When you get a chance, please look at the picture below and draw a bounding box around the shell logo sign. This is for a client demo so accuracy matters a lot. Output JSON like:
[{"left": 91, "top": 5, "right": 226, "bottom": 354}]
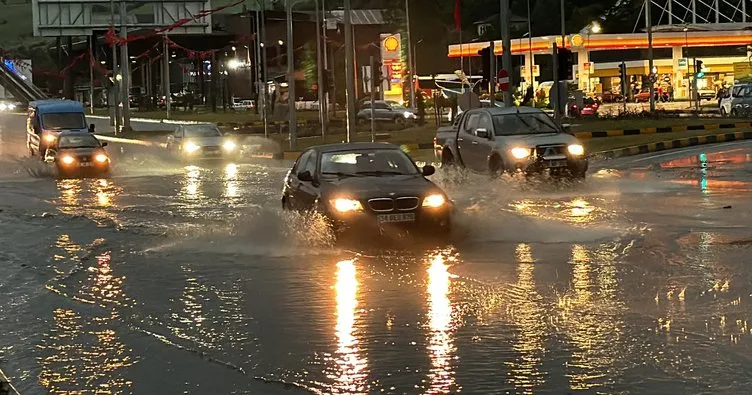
[{"left": 381, "top": 33, "right": 401, "bottom": 61}]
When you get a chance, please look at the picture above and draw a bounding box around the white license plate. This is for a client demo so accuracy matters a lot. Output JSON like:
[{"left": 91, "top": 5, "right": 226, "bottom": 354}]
[
  {"left": 79, "top": 162, "right": 91, "bottom": 167},
  {"left": 547, "top": 160, "right": 568, "bottom": 168},
  {"left": 377, "top": 213, "right": 416, "bottom": 223}
]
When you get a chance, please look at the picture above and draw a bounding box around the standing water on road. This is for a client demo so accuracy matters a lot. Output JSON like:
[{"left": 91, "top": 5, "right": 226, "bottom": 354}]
[{"left": 2, "top": 113, "right": 752, "bottom": 393}]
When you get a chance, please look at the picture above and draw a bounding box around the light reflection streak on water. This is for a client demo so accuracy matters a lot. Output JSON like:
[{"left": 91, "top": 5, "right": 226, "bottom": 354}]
[
  {"left": 560, "top": 244, "right": 623, "bottom": 391},
  {"left": 180, "top": 165, "right": 203, "bottom": 201},
  {"left": 569, "top": 198, "right": 595, "bottom": 222},
  {"left": 507, "top": 243, "right": 546, "bottom": 394},
  {"left": 425, "top": 254, "right": 458, "bottom": 394},
  {"left": 37, "top": 307, "right": 135, "bottom": 393},
  {"left": 223, "top": 163, "right": 240, "bottom": 198},
  {"left": 169, "top": 266, "right": 217, "bottom": 349},
  {"left": 55, "top": 178, "right": 121, "bottom": 226},
  {"left": 329, "top": 259, "right": 369, "bottom": 394}
]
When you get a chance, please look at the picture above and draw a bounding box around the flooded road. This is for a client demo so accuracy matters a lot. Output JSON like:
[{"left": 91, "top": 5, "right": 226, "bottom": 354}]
[{"left": 2, "top": 113, "right": 752, "bottom": 394}]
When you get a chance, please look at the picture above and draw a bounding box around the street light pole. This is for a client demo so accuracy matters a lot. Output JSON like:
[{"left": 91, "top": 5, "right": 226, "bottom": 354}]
[
  {"left": 646, "top": 0, "right": 655, "bottom": 112},
  {"left": 109, "top": 0, "right": 119, "bottom": 132},
  {"left": 314, "top": 0, "right": 326, "bottom": 139},
  {"left": 405, "top": 0, "right": 415, "bottom": 108},
  {"left": 500, "top": 0, "right": 513, "bottom": 106},
  {"left": 120, "top": 0, "right": 131, "bottom": 133},
  {"left": 286, "top": 0, "right": 297, "bottom": 150},
  {"left": 344, "top": 0, "right": 356, "bottom": 142}
]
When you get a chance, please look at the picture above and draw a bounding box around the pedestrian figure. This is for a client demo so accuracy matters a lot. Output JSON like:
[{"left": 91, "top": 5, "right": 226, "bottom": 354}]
[{"left": 416, "top": 93, "right": 426, "bottom": 125}]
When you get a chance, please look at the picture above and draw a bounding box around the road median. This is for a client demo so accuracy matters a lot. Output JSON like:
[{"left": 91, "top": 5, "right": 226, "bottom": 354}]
[{"left": 574, "top": 121, "right": 752, "bottom": 139}]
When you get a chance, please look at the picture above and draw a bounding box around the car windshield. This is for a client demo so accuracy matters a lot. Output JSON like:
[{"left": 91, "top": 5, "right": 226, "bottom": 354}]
[
  {"left": 42, "top": 112, "right": 86, "bottom": 130},
  {"left": 492, "top": 113, "right": 560, "bottom": 135},
  {"left": 184, "top": 125, "right": 221, "bottom": 137},
  {"left": 320, "top": 149, "right": 419, "bottom": 177},
  {"left": 58, "top": 134, "right": 100, "bottom": 148}
]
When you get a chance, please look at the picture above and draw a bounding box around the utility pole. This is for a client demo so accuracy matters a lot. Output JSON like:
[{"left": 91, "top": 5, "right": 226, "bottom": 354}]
[
  {"left": 646, "top": 0, "right": 655, "bottom": 112},
  {"left": 120, "top": 0, "right": 131, "bottom": 133},
  {"left": 163, "top": 35, "right": 171, "bottom": 119},
  {"left": 109, "top": 0, "right": 119, "bottom": 131},
  {"left": 260, "top": 1, "right": 268, "bottom": 138},
  {"left": 370, "top": 55, "right": 376, "bottom": 142},
  {"left": 489, "top": 41, "right": 496, "bottom": 106},
  {"left": 500, "top": 0, "right": 512, "bottom": 106},
  {"left": 552, "top": 43, "right": 560, "bottom": 125},
  {"left": 314, "top": 0, "right": 326, "bottom": 139},
  {"left": 344, "top": 0, "right": 356, "bottom": 142},
  {"left": 405, "top": 0, "right": 415, "bottom": 109},
  {"left": 321, "top": 0, "right": 330, "bottom": 123},
  {"left": 286, "top": 0, "right": 297, "bottom": 150},
  {"left": 88, "top": 36, "right": 94, "bottom": 114},
  {"left": 559, "top": 0, "right": 566, "bottom": 117}
]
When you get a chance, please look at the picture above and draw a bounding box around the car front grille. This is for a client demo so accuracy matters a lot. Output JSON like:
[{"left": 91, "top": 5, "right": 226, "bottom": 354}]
[
  {"left": 395, "top": 197, "right": 419, "bottom": 211},
  {"left": 202, "top": 146, "right": 221, "bottom": 152},
  {"left": 78, "top": 155, "right": 91, "bottom": 162},
  {"left": 368, "top": 198, "right": 394, "bottom": 212},
  {"left": 368, "top": 197, "right": 419, "bottom": 212},
  {"left": 535, "top": 145, "right": 566, "bottom": 157}
]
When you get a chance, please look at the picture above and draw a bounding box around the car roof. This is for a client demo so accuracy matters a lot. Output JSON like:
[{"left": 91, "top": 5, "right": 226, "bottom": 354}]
[
  {"left": 308, "top": 142, "right": 402, "bottom": 154},
  {"left": 469, "top": 106, "right": 545, "bottom": 116},
  {"left": 29, "top": 99, "right": 85, "bottom": 112}
]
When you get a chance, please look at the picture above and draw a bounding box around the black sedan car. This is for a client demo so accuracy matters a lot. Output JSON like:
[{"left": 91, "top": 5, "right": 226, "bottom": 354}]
[
  {"left": 282, "top": 143, "right": 453, "bottom": 236},
  {"left": 44, "top": 131, "right": 111, "bottom": 177}
]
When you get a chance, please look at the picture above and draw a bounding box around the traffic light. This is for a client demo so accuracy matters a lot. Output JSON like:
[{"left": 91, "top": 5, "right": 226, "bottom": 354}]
[
  {"left": 478, "top": 46, "right": 491, "bottom": 85},
  {"left": 618, "top": 62, "right": 627, "bottom": 96},
  {"left": 695, "top": 59, "right": 705, "bottom": 78},
  {"left": 557, "top": 48, "right": 574, "bottom": 81},
  {"left": 373, "top": 60, "right": 384, "bottom": 85}
]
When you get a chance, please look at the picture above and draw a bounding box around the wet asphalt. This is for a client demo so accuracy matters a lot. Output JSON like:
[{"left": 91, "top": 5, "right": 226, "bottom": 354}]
[{"left": 1, "top": 113, "right": 752, "bottom": 394}]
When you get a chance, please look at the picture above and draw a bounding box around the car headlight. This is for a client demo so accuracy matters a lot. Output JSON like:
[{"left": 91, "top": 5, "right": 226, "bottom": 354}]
[
  {"left": 331, "top": 198, "right": 363, "bottom": 213},
  {"left": 183, "top": 142, "right": 200, "bottom": 153},
  {"left": 0, "top": 104, "right": 6, "bottom": 111},
  {"left": 43, "top": 134, "right": 57, "bottom": 143},
  {"left": 568, "top": 144, "right": 585, "bottom": 156},
  {"left": 223, "top": 141, "right": 237, "bottom": 151},
  {"left": 61, "top": 155, "right": 75, "bottom": 165},
  {"left": 95, "top": 153, "right": 109, "bottom": 163},
  {"left": 511, "top": 147, "right": 531, "bottom": 159},
  {"left": 403, "top": 111, "right": 413, "bottom": 118},
  {"left": 7, "top": 104, "right": 14, "bottom": 110},
  {"left": 422, "top": 194, "right": 446, "bottom": 208}
]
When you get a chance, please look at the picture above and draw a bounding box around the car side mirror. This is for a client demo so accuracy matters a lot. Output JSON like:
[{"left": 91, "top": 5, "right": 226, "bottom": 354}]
[
  {"left": 297, "top": 170, "right": 314, "bottom": 182},
  {"left": 422, "top": 165, "right": 436, "bottom": 176},
  {"left": 563, "top": 125, "right": 573, "bottom": 135},
  {"left": 475, "top": 128, "right": 490, "bottom": 139},
  {"left": 102, "top": 142, "right": 108, "bottom": 147},
  {"left": 88, "top": 123, "right": 95, "bottom": 133}
]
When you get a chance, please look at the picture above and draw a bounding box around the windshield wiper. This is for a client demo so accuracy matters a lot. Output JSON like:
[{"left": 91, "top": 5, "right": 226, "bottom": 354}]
[
  {"left": 322, "top": 171, "right": 362, "bottom": 178},
  {"left": 355, "top": 170, "right": 409, "bottom": 176}
]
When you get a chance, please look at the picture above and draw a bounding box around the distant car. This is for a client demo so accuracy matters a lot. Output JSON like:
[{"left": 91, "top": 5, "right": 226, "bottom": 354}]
[
  {"left": 165, "top": 124, "right": 239, "bottom": 161},
  {"left": 598, "top": 91, "right": 622, "bottom": 103},
  {"left": 569, "top": 97, "right": 599, "bottom": 117},
  {"left": 44, "top": 132, "right": 110, "bottom": 177},
  {"left": 697, "top": 88, "right": 716, "bottom": 101},
  {"left": 281, "top": 142, "right": 453, "bottom": 237},
  {"left": 357, "top": 100, "right": 417, "bottom": 127},
  {"left": 634, "top": 90, "right": 651, "bottom": 102}
]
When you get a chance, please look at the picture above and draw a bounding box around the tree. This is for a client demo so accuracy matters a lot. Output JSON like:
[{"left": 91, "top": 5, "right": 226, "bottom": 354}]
[{"left": 300, "top": 41, "right": 318, "bottom": 91}]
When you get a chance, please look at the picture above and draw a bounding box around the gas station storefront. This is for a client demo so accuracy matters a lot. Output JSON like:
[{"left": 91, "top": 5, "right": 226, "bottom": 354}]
[{"left": 447, "top": 29, "right": 752, "bottom": 100}]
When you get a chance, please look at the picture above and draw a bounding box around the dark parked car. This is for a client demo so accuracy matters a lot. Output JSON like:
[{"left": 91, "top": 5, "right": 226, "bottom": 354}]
[
  {"left": 282, "top": 142, "right": 453, "bottom": 237},
  {"left": 44, "top": 131, "right": 111, "bottom": 177}
]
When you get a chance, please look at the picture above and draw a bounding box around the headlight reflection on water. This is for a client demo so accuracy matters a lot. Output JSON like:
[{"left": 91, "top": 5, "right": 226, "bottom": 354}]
[
  {"left": 426, "top": 253, "right": 458, "bottom": 394},
  {"left": 181, "top": 165, "right": 203, "bottom": 201},
  {"left": 330, "top": 259, "right": 369, "bottom": 394},
  {"left": 223, "top": 163, "right": 239, "bottom": 198}
]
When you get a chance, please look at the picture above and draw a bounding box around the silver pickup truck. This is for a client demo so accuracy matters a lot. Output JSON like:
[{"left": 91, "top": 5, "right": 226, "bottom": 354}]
[{"left": 434, "top": 106, "right": 588, "bottom": 179}]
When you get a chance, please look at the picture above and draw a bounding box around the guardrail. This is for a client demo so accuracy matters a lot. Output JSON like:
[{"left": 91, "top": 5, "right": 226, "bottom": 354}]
[{"left": 574, "top": 121, "right": 752, "bottom": 139}]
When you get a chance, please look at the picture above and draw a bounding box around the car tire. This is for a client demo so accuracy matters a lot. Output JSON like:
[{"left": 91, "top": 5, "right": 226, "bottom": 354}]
[
  {"left": 488, "top": 155, "right": 504, "bottom": 178},
  {"left": 357, "top": 117, "right": 367, "bottom": 125},
  {"left": 731, "top": 108, "right": 738, "bottom": 117},
  {"left": 720, "top": 107, "right": 727, "bottom": 116},
  {"left": 441, "top": 149, "right": 455, "bottom": 167},
  {"left": 394, "top": 116, "right": 406, "bottom": 128}
]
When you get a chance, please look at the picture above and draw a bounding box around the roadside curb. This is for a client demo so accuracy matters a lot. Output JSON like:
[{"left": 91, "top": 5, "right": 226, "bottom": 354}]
[
  {"left": 592, "top": 131, "right": 752, "bottom": 159},
  {"left": 575, "top": 121, "right": 752, "bottom": 139}
]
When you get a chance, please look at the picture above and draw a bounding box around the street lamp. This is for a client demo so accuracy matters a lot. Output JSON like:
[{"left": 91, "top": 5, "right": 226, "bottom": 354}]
[
  {"left": 227, "top": 59, "right": 243, "bottom": 70},
  {"left": 590, "top": 21, "right": 601, "bottom": 33}
]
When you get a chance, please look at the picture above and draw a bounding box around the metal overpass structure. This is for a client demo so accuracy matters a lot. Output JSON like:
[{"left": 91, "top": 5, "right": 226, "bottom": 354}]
[{"left": 0, "top": 60, "right": 48, "bottom": 104}]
